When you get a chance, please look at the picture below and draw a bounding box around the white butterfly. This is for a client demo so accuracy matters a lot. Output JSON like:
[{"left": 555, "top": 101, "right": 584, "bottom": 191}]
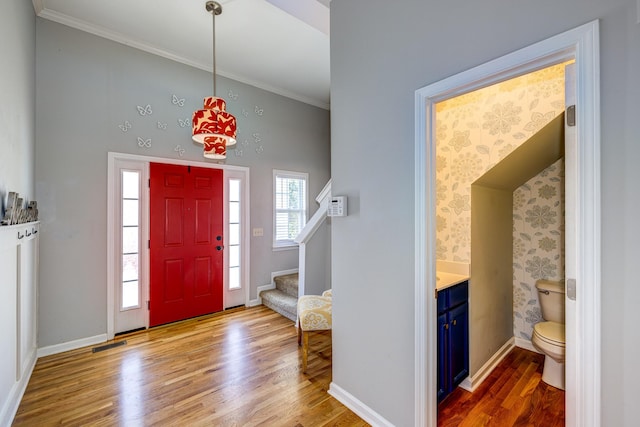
[
  {"left": 118, "top": 121, "right": 132, "bottom": 132},
  {"left": 228, "top": 89, "right": 238, "bottom": 100},
  {"left": 174, "top": 145, "right": 185, "bottom": 157},
  {"left": 234, "top": 149, "right": 243, "bottom": 157},
  {"left": 172, "top": 94, "right": 185, "bottom": 107},
  {"left": 242, "top": 139, "right": 250, "bottom": 147},
  {"left": 137, "top": 104, "right": 153, "bottom": 116},
  {"left": 255, "top": 145, "right": 264, "bottom": 154},
  {"left": 252, "top": 133, "right": 261, "bottom": 143},
  {"left": 241, "top": 109, "right": 249, "bottom": 118},
  {"left": 137, "top": 137, "right": 152, "bottom": 148},
  {"left": 178, "top": 118, "right": 190, "bottom": 128},
  {"left": 157, "top": 121, "right": 167, "bottom": 130},
  {"left": 254, "top": 106, "right": 264, "bottom": 116}
]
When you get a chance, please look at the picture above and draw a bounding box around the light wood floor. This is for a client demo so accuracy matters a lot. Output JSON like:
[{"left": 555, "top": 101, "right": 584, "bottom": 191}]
[
  {"left": 14, "top": 306, "right": 564, "bottom": 426},
  {"left": 438, "top": 347, "right": 565, "bottom": 426},
  {"left": 13, "top": 306, "right": 367, "bottom": 426}
]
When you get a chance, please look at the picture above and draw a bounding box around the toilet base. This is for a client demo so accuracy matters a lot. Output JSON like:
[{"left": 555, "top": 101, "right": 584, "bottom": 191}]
[{"left": 541, "top": 355, "right": 565, "bottom": 390}]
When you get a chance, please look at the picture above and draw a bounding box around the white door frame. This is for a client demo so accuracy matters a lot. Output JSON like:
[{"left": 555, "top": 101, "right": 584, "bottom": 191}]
[
  {"left": 107, "top": 152, "right": 251, "bottom": 339},
  {"left": 414, "top": 21, "right": 600, "bottom": 427}
]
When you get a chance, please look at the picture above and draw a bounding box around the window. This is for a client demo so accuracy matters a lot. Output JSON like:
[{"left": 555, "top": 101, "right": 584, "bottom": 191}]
[
  {"left": 228, "top": 179, "right": 241, "bottom": 290},
  {"left": 273, "top": 170, "right": 308, "bottom": 248},
  {"left": 121, "top": 170, "right": 140, "bottom": 309}
]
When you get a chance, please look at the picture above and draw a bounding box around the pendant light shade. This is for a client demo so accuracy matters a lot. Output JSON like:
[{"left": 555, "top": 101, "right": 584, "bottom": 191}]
[{"left": 192, "top": 1, "right": 237, "bottom": 160}]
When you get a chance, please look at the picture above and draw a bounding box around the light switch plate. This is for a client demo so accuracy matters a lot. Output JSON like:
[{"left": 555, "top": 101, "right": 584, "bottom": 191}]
[{"left": 252, "top": 227, "right": 263, "bottom": 237}]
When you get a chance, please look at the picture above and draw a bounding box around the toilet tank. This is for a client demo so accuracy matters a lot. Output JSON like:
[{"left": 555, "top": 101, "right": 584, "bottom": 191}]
[{"left": 535, "top": 279, "right": 565, "bottom": 323}]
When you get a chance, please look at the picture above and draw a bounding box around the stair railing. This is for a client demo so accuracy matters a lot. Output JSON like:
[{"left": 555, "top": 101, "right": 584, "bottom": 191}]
[{"left": 294, "top": 179, "right": 331, "bottom": 296}]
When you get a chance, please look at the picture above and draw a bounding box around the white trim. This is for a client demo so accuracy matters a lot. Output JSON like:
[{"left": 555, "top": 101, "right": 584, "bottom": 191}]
[
  {"left": 272, "top": 169, "right": 309, "bottom": 249},
  {"left": 0, "top": 347, "right": 36, "bottom": 427},
  {"left": 37, "top": 334, "right": 108, "bottom": 358},
  {"left": 270, "top": 268, "right": 299, "bottom": 283},
  {"left": 328, "top": 383, "right": 394, "bottom": 427},
  {"left": 459, "top": 338, "right": 515, "bottom": 392},
  {"left": 315, "top": 179, "right": 332, "bottom": 204},
  {"left": 254, "top": 283, "right": 276, "bottom": 305},
  {"left": 414, "top": 20, "right": 600, "bottom": 427},
  {"left": 515, "top": 337, "right": 542, "bottom": 354}
]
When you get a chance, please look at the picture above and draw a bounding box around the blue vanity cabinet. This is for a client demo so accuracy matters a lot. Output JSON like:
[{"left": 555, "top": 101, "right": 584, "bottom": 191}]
[{"left": 437, "top": 280, "right": 469, "bottom": 402}]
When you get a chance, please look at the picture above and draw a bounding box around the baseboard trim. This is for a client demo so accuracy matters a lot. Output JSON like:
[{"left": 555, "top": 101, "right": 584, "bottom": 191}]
[
  {"left": 328, "top": 382, "right": 394, "bottom": 427},
  {"left": 254, "top": 283, "right": 276, "bottom": 306},
  {"left": 37, "top": 334, "right": 108, "bottom": 358},
  {"left": 0, "top": 347, "right": 37, "bottom": 427},
  {"left": 515, "top": 337, "right": 542, "bottom": 354},
  {"left": 459, "top": 337, "right": 515, "bottom": 392}
]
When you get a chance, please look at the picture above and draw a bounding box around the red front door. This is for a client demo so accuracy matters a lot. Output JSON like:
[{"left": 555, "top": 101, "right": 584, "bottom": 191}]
[{"left": 149, "top": 163, "right": 223, "bottom": 327}]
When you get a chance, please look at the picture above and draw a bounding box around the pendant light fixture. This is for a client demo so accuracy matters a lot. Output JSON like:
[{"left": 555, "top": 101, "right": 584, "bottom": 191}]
[{"left": 192, "top": 0, "right": 237, "bottom": 160}]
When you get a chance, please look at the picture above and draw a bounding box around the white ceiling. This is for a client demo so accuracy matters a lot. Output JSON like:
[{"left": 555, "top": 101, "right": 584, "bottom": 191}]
[{"left": 32, "top": 0, "right": 331, "bottom": 109}]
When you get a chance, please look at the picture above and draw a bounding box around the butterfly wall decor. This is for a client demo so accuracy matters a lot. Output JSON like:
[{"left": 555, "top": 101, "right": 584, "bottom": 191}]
[
  {"left": 137, "top": 104, "right": 153, "bottom": 116},
  {"left": 137, "top": 137, "right": 152, "bottom": 148},
  {"left": 172, "top": 94, "right": 185, "bottom": 107}
]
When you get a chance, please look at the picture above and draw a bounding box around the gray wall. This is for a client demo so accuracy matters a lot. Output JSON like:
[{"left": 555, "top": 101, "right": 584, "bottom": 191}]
[
  {"left": 330, "top": 0, "right": 639, "bottom": 425},
  {"left": 35, "top": 19, "right": 330, "bottom": 347},
  {"left": 0, "top": 0, "right": 35, "bottom": 206}
]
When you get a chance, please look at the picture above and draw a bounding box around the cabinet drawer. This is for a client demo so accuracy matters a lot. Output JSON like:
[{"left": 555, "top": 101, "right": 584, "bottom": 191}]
[
  {"left": 437, "top": 280, "right": 468, "bottom": 313},
  {"left": 448, "top": 281, "right": 468, "bottom": 308}
]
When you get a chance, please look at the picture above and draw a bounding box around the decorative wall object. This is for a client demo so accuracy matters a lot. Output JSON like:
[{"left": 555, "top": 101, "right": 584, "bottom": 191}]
[
  {"left": 1, "top": 192, "right": 38, "bottom": 225},
  {"left": 137, "top": 104, "right": 153, "bottom": 116},
  {"left": 137, "top": 137, "right": 152, "bottom": 148},
  {"left": 171, "top": 94, "right": 185, "bottom": 106},
  {"left": 174, "top": 145, "right": 185, "bottom": 157},
  {"left": 118, "top": 120, "right": 132, "bottom": 132}
]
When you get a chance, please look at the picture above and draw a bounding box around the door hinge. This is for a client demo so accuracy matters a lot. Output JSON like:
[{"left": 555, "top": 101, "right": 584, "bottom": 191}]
[
  {"left": 147, "top": 300, "right": 150, "bottom": 310},
  {"left": 188, "top": 165, "right": 191, "bottom": 173},
  {"left": 148, "top": 178, "right": 151, "bottom": 188},
  {"left": 435, "top": 288, "right": 438, "bottom": 299},
  {"left": 566, "top": 105, "right": 576, "bottom": 127},
  {"left": 148, "top": 239, "right": 150, "bottom": 249}
]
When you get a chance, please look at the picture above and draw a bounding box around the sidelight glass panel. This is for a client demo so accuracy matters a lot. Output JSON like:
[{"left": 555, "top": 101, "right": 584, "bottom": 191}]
[
  {"left": 228, "top": 179, "right": 242, "bottom": 291},
  {"left": 121, "top": 170, "right": 140, "bottom": 310}
]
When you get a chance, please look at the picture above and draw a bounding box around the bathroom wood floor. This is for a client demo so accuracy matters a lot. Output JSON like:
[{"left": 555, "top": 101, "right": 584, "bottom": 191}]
[{"left": 438, "top": 347, "right": 565, "bottom": 426}]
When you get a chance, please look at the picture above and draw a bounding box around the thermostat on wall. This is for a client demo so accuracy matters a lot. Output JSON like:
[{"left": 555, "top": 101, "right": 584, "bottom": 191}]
[{"left": 328, "top": 196, "right": 347, "bottom": 217}]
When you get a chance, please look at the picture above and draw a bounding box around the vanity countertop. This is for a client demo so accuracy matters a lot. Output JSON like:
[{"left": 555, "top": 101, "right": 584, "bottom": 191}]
[{"left": 436, "top": 272, "right": 470, "bottom": 291}]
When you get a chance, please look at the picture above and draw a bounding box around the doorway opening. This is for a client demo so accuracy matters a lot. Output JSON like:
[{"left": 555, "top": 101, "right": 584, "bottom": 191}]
[
  {"left": 414, "top": 20, "right": 600, "bottom": 427},
  {"left": 107, "top": 152, "right": 251, "bottom": 338}
]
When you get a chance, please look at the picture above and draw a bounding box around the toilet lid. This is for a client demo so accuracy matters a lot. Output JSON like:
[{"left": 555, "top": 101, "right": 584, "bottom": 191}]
[{"left": 534, "top": 321, "right": 565, "bottom": 346}]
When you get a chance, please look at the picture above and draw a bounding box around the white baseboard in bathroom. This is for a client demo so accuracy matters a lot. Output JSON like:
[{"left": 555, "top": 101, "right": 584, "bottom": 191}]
[
  {"left": 459, "top": 337, "right": 515, "bottom": 392},
  {"left": 515, "top": 337, "right": 542, "bottom": 354},
  {"left": 247, "top": 299, "right": 261, "bottom": 307},
  {"left": 37, "top": 334, "right": 108, "bottom": 358},
  {"left": 328, "top": 382, "right": 394, "bottom": 427}
]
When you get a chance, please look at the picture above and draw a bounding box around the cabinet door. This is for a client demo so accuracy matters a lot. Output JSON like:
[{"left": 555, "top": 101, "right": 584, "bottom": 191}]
[
  {"left": 437, "top": 312, "right": 449, "bottom": 402},
  {"left": 448, "top": 302, "right": 469, "bottom": 388}
]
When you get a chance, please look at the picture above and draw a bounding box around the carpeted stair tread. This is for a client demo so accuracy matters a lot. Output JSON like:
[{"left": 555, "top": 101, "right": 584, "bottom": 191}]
[
  {"left": 260, "top": 289, "right": 297, "bottom": 322},
  {"left": 274, "top": 273, "right": 299, "bottom": 298}
]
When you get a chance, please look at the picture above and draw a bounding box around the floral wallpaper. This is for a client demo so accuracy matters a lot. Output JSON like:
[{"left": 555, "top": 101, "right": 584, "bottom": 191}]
[
  {"left": 435, "top": 62, "right": 568, "bottom": 341},
  {"left": 513, "top": 159, "right": 565, "bottom": 340}
]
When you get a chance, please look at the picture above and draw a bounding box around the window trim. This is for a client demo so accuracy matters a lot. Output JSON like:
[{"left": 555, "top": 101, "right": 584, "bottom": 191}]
[{"left": 272, "top": 169, "right": 309, "bottom": 249}]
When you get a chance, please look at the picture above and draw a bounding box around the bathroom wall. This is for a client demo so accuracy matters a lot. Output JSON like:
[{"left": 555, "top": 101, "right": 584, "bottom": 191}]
[
  {"left": 513, "top": 159, "right": 565, "bottom": 340},
  {"left": 436, "top": 63, "right": 566, "bottom": 262}
]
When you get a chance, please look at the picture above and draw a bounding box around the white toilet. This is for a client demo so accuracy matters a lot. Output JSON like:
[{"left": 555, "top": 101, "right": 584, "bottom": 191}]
[{"left": 531, "top": 279, "right": 566, "bottom": 390}]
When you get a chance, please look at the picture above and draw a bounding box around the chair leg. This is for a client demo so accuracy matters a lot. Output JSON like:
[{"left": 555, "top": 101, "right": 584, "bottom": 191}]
[{"left": 302, "top": 330, "right": 309, "bottom": 373}]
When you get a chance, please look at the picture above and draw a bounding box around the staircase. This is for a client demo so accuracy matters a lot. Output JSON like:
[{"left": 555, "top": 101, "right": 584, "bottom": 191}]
[{"left": 260, "top": 273, "right": 299, "bottom": 322}]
